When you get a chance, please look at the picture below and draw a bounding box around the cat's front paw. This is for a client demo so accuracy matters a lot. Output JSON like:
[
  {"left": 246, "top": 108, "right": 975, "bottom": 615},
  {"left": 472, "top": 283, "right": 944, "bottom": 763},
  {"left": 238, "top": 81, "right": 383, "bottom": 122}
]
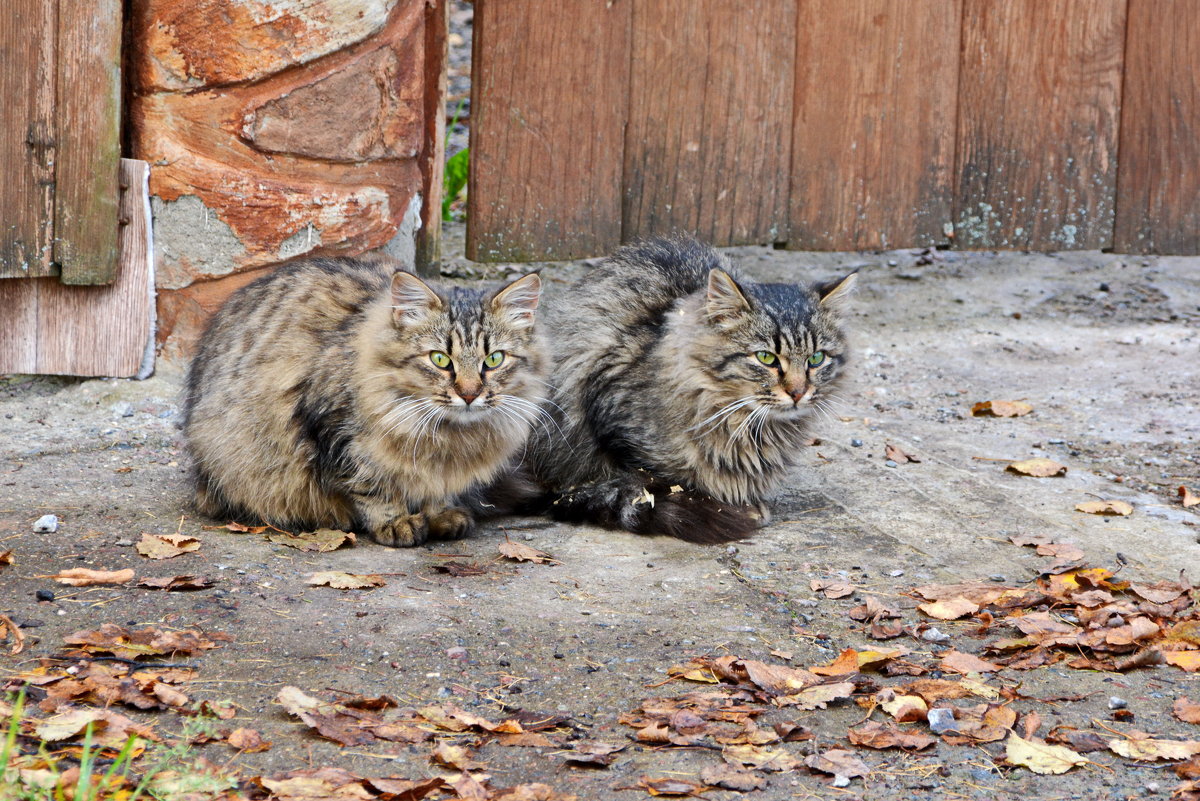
[
  {"left": 427, "top": 507, "right": 475, "bottom": 541},
  {"left": 371, "top": 512, "right": 428, "bottom": 547}
]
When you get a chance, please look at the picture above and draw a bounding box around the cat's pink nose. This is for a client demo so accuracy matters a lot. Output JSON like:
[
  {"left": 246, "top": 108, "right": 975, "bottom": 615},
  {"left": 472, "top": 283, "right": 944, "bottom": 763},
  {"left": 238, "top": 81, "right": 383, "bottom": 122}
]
[
  {"left": 788, "top": 387, "right": 807, "bottom": 403},
  {"left": 459, "top": 389, "right": 480, "bottom": 405}
]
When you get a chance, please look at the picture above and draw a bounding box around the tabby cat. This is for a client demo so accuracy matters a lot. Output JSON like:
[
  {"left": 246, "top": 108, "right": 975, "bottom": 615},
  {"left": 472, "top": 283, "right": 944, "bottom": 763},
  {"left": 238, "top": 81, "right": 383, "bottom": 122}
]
[
  {"left": 183, "top": 255, "right": 545, "bottom": 547},
  {"left": 522, "top": 236, "right": 855, "bottom": 543}
]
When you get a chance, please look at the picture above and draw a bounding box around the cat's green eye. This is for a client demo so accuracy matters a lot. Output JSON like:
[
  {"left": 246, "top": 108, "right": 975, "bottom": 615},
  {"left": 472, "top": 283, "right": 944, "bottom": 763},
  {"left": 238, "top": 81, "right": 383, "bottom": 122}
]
[
  {"left": 429, "top": 351, "right": 452, "bottom": 369},
  {"left": 755, "top": 350, "right": 777, "bottom": 366},
  {"left": 808, "top": 351, "right": 826, "bottom": 367},
  {"left": 483, "top": 351, "right": 505, "bottom": 369}
]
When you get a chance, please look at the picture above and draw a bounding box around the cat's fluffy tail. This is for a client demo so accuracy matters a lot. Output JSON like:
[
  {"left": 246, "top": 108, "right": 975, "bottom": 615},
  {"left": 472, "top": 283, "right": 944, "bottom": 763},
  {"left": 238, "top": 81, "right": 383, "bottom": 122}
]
[{"left": 546, "top": 474, "right": 762, "bottom": 544}]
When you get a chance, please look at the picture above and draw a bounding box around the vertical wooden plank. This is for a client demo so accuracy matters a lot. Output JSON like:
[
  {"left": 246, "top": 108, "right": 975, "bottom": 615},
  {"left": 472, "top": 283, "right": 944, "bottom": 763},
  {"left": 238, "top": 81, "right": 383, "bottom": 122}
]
[
  {"left": 36, "top": 160, "right": 154, "bottom": 376},
  {"left": 0, "top": 0, "right": 57, "bottom": 278},
  {"left": 0, "top": 160, "right": 154, "bottom": 377},
  {"left": 467, "top": 0, "right": 630, "bottom": 262},
  {"left": 1114, "top": 0, "right": 1200, "bottom": 254},
  {"left": 623, "top": 0, "right": 794, "bottom": 246},
  {"left": 788, "top": 0, "right": 959, "bottom": 251},
  {"left": 415, "top": 0, "right": 448, "bottom": 277},
  {"left": 54, "top": 0, "right": 123, "bottom": 284},
  {"left": 955, "top": 0, "right": 1125, "bottom": 250}
]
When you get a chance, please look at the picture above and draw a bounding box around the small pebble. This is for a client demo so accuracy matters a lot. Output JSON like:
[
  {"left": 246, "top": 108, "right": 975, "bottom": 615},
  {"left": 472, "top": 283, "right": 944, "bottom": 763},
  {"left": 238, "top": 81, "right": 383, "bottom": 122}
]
[
  {"left": 885, "top": 459, "right": 898, "bottom": 468},
  {"left": 928, "top": 708, "right": 956, "bottom": 733},
  {"left": 446, "top": 646, "right": 468, "bottom": 660},
  {"left": 115, "top": 538, "right": 134, "bottom": 547},
  {"left": 33, "top": 514, "right": 59, "bottom": 533},
  {"left": 523, "top": 532, "right": 534, "bottom": 541},
  {"left": 725, "top": 545, "right": 738, "bottom": 555},
  {"left": 850, "top": 438, "right": 864, "bottom": 447},
  {"left": 832, "top": 775, "right": 850, "bottom": 788},
  {"left": 112, "top": 401, "right": 135, "bottom": 418},
  {"left": 35, "top": 589, "right": 55, "bottom": 602},
  {"left": 1108, "top": 696, "right": 1127, "bottom": 710},
  {"left": 886, "top": 259, "right": 898, "bottom": 267},
  {"left": 1145, "top": 782, "right": 1160, "bottom": 794},
  {"left": 988, "top": 574, "right": 1006, "bottom": 583},
  {"left": 888, "top": 569, "right": 904, "bottom": 577},
  {"left": 1099, "top": 282, "right": 1110, "bottom": 292},
  {"left": 921, "top": 627, "right": 951, "bottom": 644}
]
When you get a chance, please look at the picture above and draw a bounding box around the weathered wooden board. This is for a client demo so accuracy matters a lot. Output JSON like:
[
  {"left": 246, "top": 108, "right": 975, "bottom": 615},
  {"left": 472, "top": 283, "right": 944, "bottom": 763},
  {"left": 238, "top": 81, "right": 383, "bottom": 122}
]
[
  {"left": 0, "top": 160, "right": 155, "bottom": 378},
  {"left": 1114, "top": 1, "right": 1200, "bottom": 254},
  {"left": 1, "top": 0, "right": 57, "bottom": 278},
  {"left": 53, "top": 0, "right": 123, "bottom": 284},
  {"left": 789, "top": 0, "right": 959, "bottom": 250},
  {"left": 415, "top": 0, "right": 448, "bottom": 276},
  {"left": 467, "top": 0, "right": 631, "bottom": 261},
  {"left": 955, "top": 0, "right": 1125, "bottom": 250},
  {"left": 624, "top": 0, "right": 794, "bottom": 246}
]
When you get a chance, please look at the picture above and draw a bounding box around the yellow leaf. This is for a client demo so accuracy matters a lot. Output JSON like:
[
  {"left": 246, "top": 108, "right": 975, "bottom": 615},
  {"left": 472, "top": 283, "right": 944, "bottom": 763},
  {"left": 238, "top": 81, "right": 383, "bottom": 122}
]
[
  {"left": 1007, "top": 458, "right": 1067, "bottom": 477},
  {"left": 1165, "top": 652, "right": 1200, "bottom": 672},
  {"left": 972, "top": 400, "right": 1034, "bottom": 417},
  {"left": 136, "top": 533, "right": 201, "bottom": 560},
  {"left": 305, "top": 571, "right": 385, "bottom": 590},
  {"left": 1006, "top": 733, "right": 1088, "bottom": 774},
  {"left": 1075, "top": 500, "right": 1133, "bottom": 516},
  {"left": 1109, "top": 737, "right": 1200, "bottom": 761}
]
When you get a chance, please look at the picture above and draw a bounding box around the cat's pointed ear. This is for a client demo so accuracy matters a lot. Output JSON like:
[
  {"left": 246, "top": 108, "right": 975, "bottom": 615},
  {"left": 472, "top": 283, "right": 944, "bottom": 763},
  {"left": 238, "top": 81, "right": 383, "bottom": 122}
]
[
  {"left": 391, "top": 271, "right": 443, "bottom": 326},
  {"left": 490, "top": 273, "right": 542, "bottom": 327},
  {"left": 706, "top": 269, "right": 752, "bottom": 325},
  {"left": 816, "top": 270, "right": 857, "bottom": 312}
]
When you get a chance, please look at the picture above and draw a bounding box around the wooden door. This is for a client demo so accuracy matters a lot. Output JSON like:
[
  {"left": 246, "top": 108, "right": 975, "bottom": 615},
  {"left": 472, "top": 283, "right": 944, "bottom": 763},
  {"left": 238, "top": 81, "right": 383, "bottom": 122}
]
[{"left": 1, "top": 0, "right": 122, "bottom": 284}]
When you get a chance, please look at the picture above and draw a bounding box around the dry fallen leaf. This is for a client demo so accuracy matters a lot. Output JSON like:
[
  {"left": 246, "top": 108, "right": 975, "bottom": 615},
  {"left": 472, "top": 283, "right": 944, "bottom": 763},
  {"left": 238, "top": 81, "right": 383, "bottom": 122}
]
[
  {"left": 0, "top": 550, "right": 12, "bottom": 570},
  {"left": 562, "top": 741, "right": 626, "bottom": 767},
  {"left": 940, "top": 650, "right": 1001, "bottom": 674},
  {"left": 885, "top": 443, "right": 920, "bottom": 464},
  {"left": 810, "top": 579, "right": 855, "bottom": 599},
  {"left": 1075, "top": 500, "right": 1133, "bottom": 516},
  {"left": 305, "top": 571, "right": 385, "bottom": 590},
  {"left": 1109, "top": 737, "right": 1200, "bottom": 761},
  {"left": 227, "top": 727, "right": 271, "bottom": 752},
  {"left": 64, "top": 624, "right": 220, "bottom": 660},
  {"left": 972, "top": 400, "right": 1034, "bottom": 417},
  {"left": 204, "top": 521, "right": 268, "bottom": 534},
  {"left": 699, "top": 764, "right": 766, "bottom": 792},
  {"left": 1007, "top": 458, "right": 1068, "bottom": 477},
  {"left": 432, "top": 742, "right": 487, "bottom": 771},
  {"left": 879, "top": 692, "right": 928, "bottom": 723},
  {"left": 136, "top": 533, "right": 201, "bottom": 560},
  {"left": 1175, "top": 698, "right": 1200, "bottom": 725},
  {"left": 633, "top": 777, "right": 706, "bottom": 797},
  {"left": 498, "top": 540, "right": 559, "bottom": 564},
  {"left": 804, "top": 749, "right": 868, "bottom": 784},
  {"left": 45, "top": 567, "right": 135, "bottom": 586},
  {"left": 848, "top": 720, "right": 936, "bottom": 751},
  {"left": 919, "top": 597, "right": 979, "bottom": 620},
  {"left": 1006, "top": 733, "right": 1088, "bottom": 774},
  {"left": 777, "top": 681, "right": 855, "bottom": 711},
  {"left": 1166, "top": 652, "right": 1200, "bottom": 672},
  {"left": 267, "top": 528, "right": 355, "bottom": 552},
  {"left": 0, "top": 613, "right": 26, "bottom": 656},
  {"left": 137, "top": 575, "right": 215, "bottom": 591},
  {"left": 1180, "top": 486, "right": 1200, "bottom": 508}
]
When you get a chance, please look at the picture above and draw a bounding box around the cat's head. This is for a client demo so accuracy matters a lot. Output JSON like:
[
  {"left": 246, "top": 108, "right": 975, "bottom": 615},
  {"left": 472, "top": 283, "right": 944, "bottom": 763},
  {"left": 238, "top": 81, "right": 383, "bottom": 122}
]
[
  {"left": 371, "top": 271, "right": 546, "bottom": 425},
  {"left": 685, "top": 268, "right": 856, "bottom": 418}
]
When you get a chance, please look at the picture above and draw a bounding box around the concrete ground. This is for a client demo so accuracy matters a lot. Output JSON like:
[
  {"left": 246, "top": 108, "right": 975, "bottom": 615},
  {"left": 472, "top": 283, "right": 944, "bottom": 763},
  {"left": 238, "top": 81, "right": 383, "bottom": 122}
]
[{"left": 2, "top": 233, "right": 1198, "bottom": 800}]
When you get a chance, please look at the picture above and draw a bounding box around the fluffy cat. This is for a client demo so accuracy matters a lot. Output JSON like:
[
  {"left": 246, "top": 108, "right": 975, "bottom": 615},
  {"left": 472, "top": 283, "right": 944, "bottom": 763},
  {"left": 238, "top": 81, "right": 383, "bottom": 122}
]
[
  {"left": 183, "top": 255, "right": 546, "bottom": 547},
  {"left": 522, "top": 236, "right": 855, "bottom": 543}
]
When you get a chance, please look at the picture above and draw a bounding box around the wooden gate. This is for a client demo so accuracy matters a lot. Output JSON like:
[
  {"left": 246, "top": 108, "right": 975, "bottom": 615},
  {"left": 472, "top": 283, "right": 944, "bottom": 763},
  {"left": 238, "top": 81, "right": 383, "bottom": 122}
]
[{"left": 467, "top": 0, "right": 1200, "bottom": 261}]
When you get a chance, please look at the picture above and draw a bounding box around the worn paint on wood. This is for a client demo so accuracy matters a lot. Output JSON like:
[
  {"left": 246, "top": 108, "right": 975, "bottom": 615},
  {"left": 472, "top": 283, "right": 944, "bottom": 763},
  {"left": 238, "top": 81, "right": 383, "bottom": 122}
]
[
  {"left": 789, "top": 0, "right": 959, "bottom": 250},
  {"left": 1, "top": 0, "right": 57, "bottom": 278},
  {"left": 0, "top": 160, "right": 154, "bottom": 377},
  {"left": 1114, "top": 0, "right": 1200, "bottom": 255},
  {"left": 467, "top": 0, "right": 630, "bottom": 262},
  {"left": 54, "top": 0, "right": 123, "bottom": 285},
  {"left": 955, "top": 0, "right": 1125, "bottom": 250},
  {"left": 623, "top": 0, "right": 795, "bottom": 247}
]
